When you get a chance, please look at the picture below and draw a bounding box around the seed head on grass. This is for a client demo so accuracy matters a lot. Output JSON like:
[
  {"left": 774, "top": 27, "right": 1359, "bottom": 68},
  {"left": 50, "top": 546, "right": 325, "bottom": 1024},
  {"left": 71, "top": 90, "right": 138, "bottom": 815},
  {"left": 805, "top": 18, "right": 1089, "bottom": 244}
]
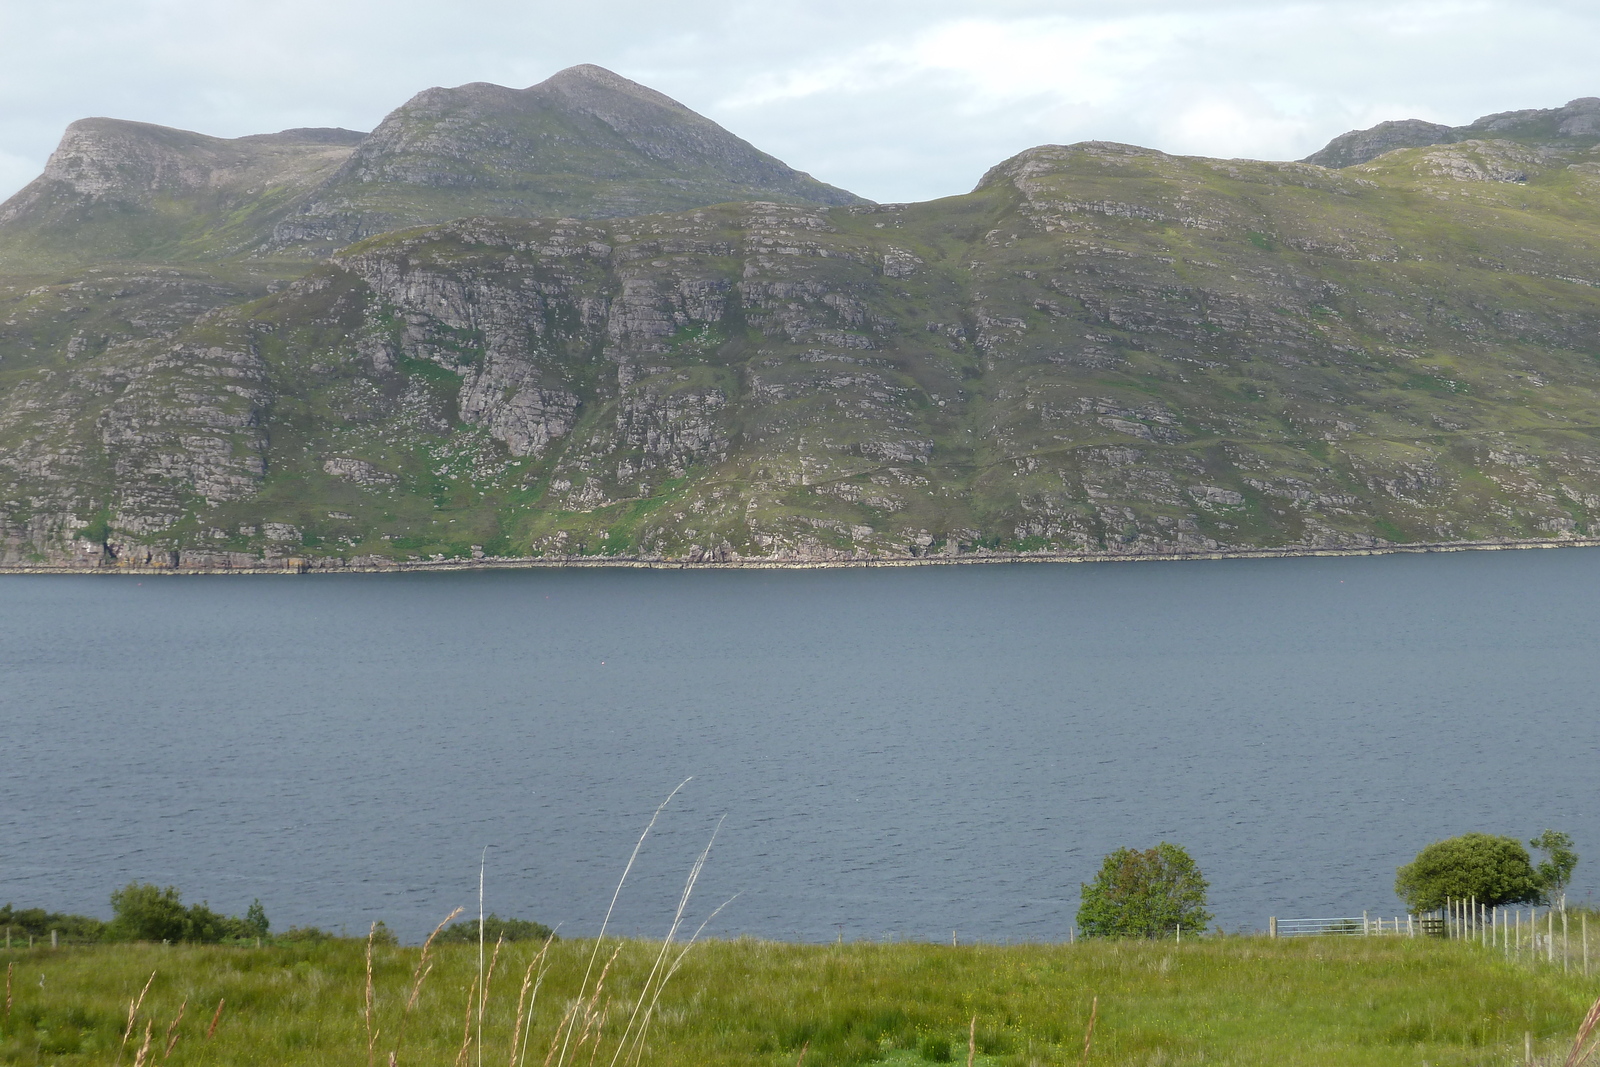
[
  {"left": 131, "top": 1018, "right": 154, "bottom": 1067},
  {"left": 118, "top": 970, "right": 157, "bottom": 1067},
  {"left": 456, "top": 976, "right": 479, "bottom": 1067},
  {"left": 1565, "top": 994, "right": 1600, "bottom": 1067},
  {"left": 161, "top": 995, "right": 186, "bottom": 1061}
]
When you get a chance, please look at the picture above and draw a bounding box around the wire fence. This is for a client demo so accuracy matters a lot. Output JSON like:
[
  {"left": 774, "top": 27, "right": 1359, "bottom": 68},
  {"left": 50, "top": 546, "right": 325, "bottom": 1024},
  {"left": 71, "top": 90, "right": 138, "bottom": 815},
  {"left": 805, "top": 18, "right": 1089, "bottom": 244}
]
[{"left": 1269, "top": 899, "right": 1595, "bottom": 976}]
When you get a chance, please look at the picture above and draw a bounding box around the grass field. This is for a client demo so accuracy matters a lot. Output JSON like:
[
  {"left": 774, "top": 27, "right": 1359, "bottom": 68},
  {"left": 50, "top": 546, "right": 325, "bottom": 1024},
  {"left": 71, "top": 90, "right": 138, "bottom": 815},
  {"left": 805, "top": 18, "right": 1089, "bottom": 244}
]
[{"left": 1, "top": 933, "right": 1597, "bottom": 1067}]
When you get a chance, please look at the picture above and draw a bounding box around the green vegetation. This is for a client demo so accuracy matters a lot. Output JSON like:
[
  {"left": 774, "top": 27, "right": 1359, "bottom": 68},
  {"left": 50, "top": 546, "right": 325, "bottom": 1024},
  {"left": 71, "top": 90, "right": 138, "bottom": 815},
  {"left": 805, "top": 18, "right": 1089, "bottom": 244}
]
[
  {"left": 1395, "top": 834, "right": 1547, "bottom": 911},
  {"left": 1, "top": 934, "right": 1597, "bottom": 1066},
  {"left": 434, "top": 914, "right": 555, "bottom": 944},
  {"left": 1532, "top": 830, "right": 1580, "bottom": 905},
  {"left": 1077, "top": 843, "right": 1213, "bottom": 939},
  {"left": 1, "top": 887, "right": 276, "bottom": 948}
]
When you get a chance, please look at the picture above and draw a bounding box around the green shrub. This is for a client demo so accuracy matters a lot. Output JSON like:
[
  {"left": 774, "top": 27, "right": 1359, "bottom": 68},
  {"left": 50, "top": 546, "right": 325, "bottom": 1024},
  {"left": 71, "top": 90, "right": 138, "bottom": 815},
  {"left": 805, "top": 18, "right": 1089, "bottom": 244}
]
[
  {"left": 105, "top": 882, "right": 268, "bottom": 943},
  {"left": 1394, "top": 833, "right": 1543, "bottom": 911},
  {"left": 106, "top": 883, "right": 190, "bottom": 942},
  {"left": 1078, "top": 842, "right": 1212, "bottom": 938},
  {"left": 0, "top": 904, "right": 106, "bottom": 942},
  {"left": 436, "top": 914, "right": 554, "bottom": 943},
  {"left": 919, "top": 1034, "right": 953, "bottom": 1062}
]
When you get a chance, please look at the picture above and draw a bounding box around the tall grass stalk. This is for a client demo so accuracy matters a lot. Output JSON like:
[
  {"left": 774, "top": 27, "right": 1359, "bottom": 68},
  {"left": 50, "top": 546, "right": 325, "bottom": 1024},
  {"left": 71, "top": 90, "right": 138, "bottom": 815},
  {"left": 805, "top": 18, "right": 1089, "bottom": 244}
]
[
  {"left": 161, "top": 996, "right": 186, "bottom": 1061},
  {"left": 1565, "top": 994, "right": 1600, "bottom": 1067},
  {"left": 455, "top": 976, "right": 478, "bottom": 1067},
  {"left": 393, "top": 905, "right": 463, "bottom": 1064},
  {"left": 557, "top": 778, "right": 690, "bottom": 1067},
  {"left": 116, "top": 969, "right": 156, "bottom": 1067},
  {"left": 479, "top": 847, "right": 489, "bottom": 1067},
  {"left": 1079, "top": 994, "right": 1097, "bottom": 1066},
  {"left": 130, "top": 1018, "right": 153, "bottom": 1067},
  {"left": 509, "top": 933, "right": 556, "bottom": 1067},
  {"left": 607, "top": 815, "right": 725, "bottom": 1067},
  {"left": 366, "top": 922, "right": 379, "bottom": 1067}
]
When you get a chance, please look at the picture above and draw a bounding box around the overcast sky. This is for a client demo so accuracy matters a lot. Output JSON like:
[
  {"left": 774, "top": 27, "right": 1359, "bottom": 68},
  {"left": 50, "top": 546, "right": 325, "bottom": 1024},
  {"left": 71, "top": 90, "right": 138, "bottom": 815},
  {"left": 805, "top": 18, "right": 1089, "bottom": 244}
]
[{"left": 2, "top": 0, "right": 1598, "bottom": 205}]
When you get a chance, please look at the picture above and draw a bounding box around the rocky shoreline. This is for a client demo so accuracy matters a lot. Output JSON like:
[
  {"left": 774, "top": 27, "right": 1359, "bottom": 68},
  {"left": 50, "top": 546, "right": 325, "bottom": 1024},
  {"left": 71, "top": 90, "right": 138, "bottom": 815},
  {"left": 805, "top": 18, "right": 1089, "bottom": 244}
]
[{"left": 3, "top": 535, "right": 1598, "bottom": 576}]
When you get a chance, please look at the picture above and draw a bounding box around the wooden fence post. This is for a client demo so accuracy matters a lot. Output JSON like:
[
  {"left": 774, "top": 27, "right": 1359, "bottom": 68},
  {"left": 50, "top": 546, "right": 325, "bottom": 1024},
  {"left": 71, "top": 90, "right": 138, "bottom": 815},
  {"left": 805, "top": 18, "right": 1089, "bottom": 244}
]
[
  {"left": 1269, "top": 917, "right": 1277, "bottom": 939},
  {"left": 1562, "top": 910, "right": 1569, "bottom": 973}
]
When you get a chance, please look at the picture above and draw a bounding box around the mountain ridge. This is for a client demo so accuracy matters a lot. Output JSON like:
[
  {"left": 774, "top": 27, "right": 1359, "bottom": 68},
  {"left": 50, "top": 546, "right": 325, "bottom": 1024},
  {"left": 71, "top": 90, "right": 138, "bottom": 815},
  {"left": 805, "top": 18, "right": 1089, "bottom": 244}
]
[
  {"left": 1303, "top": 96, "right": 1600, "bottom": 167},
  {"left": 0, "top": 65, "right": 862, "bottom": 271},
  {"left": 7, "top": 82, "right": 1600, "bottom": 569}
]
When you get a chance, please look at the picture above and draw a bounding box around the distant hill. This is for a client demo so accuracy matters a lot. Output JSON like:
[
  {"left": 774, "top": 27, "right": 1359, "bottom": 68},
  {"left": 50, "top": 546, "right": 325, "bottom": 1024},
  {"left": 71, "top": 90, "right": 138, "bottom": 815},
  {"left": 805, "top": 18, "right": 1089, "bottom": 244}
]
[
  {"left": 7, "top": 84, "right": 1600, "bottom": 569},
  {"left": 1303, "top": 97, "right": 1600, "bottom": 167}
]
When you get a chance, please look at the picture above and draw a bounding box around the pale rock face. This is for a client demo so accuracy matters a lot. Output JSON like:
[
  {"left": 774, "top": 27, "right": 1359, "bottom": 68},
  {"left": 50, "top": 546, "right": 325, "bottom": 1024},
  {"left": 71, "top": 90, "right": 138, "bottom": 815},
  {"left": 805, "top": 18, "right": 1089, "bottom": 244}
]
[
  {"left": 458, "top": 354, "right": 579, "bottom": 457},
  {"left": 0, "top": 119, "right": 362, "bottom": 224},
  {"left": 323, "top": 458, "right": 397, "bottom": 486}
]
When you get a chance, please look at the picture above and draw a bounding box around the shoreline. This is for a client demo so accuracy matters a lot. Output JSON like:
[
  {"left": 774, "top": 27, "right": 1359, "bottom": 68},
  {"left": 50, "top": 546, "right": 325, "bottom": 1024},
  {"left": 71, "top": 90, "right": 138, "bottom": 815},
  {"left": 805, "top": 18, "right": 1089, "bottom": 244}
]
[{"left": 4, "top": 534, "right": 1600, "bottom": 575}]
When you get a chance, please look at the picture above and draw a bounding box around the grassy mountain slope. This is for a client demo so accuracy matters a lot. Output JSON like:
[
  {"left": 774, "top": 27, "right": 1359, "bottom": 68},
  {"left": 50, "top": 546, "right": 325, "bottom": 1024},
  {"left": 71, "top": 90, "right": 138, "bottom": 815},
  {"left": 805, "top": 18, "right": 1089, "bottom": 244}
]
[{"left": 9, "top": 131, "right": 1600, "bottom": 567}]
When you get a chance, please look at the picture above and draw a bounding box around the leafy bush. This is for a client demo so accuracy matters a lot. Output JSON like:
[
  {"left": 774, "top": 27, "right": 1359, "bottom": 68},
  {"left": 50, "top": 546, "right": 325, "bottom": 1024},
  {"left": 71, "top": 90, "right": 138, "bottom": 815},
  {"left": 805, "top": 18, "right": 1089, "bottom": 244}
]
[
  {"left": 436, "top": 914, "right": 554, "bottom": 943},
  {"left": 0, "top": 904, "right": 106, "bottom": 942},
  {"left": 107, "top": 883, "right": 190, "bottom": 942},
  {"left": 1077, "top": 842, "right": 1212, "bottom": 938},
  {"left": 1394, "top": 833, "right": 1543, "bottom": 911},
  {"left": 105, "top": 883, "right": 269, "bottom": 943}
]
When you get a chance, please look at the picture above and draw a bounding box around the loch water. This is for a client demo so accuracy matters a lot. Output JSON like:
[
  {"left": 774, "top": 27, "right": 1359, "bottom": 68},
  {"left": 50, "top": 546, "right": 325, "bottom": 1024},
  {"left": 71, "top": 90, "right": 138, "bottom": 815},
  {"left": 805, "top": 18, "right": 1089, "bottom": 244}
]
[{"left": 2, "top": 549, "right": 1597, "bottom": 942}]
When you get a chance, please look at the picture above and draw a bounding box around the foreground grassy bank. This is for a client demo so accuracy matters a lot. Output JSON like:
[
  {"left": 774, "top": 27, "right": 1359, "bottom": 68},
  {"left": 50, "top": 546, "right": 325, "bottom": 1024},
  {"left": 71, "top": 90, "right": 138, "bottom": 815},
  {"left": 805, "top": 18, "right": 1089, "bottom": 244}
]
[{"left": 2, "top": 936, "right": 1596, "bottom": 1066}]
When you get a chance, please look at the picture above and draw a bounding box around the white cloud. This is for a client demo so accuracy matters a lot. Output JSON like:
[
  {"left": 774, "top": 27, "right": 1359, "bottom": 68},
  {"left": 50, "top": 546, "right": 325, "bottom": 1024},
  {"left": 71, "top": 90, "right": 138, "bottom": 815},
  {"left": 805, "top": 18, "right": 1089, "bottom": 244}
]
[{"left": 2, "top": 0, "right": 1599, "bottom": 204}]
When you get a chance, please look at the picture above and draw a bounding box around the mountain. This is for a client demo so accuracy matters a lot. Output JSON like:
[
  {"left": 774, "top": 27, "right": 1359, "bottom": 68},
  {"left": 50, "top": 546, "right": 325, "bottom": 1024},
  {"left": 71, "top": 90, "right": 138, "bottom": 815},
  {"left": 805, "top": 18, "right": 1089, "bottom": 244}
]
[
  {"left": 1304, "top": 97, "right": 1600, "bottom": 167},
  {"left": 7, "top": 87, "right": 1600, "bottom": 569},
  {"left": 269, "top": 64, "right": 862, "bottom": 255},
  {"left": 0, "top": 65, "right": 861, "bottom": 270}
]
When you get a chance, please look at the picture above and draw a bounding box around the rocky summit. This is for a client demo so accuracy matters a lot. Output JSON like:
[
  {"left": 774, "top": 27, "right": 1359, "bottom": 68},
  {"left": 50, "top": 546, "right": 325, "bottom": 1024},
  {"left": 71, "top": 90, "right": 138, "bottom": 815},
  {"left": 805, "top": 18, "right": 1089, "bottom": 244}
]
[{"left": 7, "top": 74, "right": 1600, "bottom": 571}]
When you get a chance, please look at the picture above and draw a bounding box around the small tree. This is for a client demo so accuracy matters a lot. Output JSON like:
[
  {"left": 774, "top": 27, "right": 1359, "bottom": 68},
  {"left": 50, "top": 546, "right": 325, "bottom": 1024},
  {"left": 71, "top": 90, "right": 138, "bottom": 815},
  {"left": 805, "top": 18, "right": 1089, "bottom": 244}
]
[
  {"left": 1530, "top": 830, "right": 1578, "bottom": 907},
  {"left": 1394, "top": 833, "right": 1542, "bottom": 911},
  {"left": 108, "top": 883, "right": 190, "bottom": 942},
  {"left": 244, "top": 899, "right": 270, "bottom": 937},
  {"left": 1078, "top": 842, "right": 1212, "bottom": 938}
]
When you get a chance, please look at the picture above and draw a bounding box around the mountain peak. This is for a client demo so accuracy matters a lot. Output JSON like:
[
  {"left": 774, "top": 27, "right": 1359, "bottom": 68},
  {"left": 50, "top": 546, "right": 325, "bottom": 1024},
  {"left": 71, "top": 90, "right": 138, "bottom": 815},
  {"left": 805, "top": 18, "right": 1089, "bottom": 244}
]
[{"left": 266, "top": 66, "right": 862, "bottom": 253}]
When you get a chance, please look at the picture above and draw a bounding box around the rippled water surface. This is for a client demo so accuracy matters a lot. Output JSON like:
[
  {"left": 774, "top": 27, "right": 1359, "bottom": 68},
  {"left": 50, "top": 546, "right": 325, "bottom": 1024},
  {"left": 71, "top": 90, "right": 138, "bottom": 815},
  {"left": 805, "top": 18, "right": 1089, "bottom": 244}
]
[{"left": 3, "top": 550, "right": 1598, "bottom": 941}]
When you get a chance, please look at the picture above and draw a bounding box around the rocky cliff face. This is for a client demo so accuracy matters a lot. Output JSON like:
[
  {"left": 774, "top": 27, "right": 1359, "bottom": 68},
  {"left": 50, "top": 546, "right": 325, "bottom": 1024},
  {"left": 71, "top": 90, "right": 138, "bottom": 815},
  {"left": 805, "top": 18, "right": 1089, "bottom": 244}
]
[
  {"left": 6, "top": 87, "right": 1600, "bottom": 568},
  {"left": 1304, "top": 97, "right": 1600, "bottom": 167}
]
